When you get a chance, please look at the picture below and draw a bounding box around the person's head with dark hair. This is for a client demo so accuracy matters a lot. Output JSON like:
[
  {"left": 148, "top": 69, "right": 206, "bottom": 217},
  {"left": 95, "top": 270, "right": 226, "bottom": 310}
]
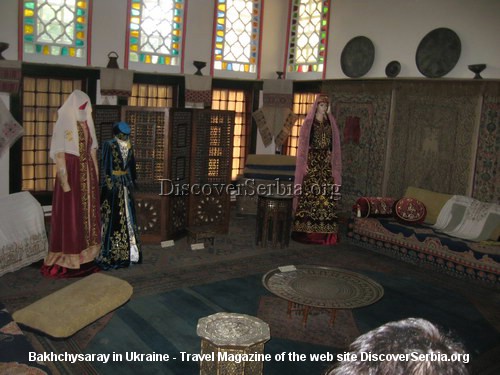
[{"left": 327, "top": 318, "right": 469, "bottom": 375}]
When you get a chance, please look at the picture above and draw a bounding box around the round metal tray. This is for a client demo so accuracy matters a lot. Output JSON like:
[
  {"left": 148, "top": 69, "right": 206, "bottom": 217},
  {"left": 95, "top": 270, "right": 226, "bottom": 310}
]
[
  {"left": 416, "top": 27, "right": 461, "bottom": 78},
  {"left": 262, "top": 265, "right": 384, "bottom": 309},
  {"left": 341, "top": 36, "right": 375, "bottom": 78}
]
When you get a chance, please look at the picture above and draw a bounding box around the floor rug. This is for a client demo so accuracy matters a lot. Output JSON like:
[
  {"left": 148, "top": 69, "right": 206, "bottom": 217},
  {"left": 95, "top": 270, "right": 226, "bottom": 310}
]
[
  {"left": 6, "top": 265, "right": 500, "bottom": 375},
  {"left": 82, "top": 270, "right": 500, "bottom": 375},
  {"left": 2, "top": 211, "right": 500, "bottom": 374},
  {"left": 15, "top": 311, "right": 114, "bottom": 375},
  {"left": 257, "top": 295, "right": 360, "bottom": 348},
  {"left": 0, "top": 302, "right": 51, "bottom": 374},
  {"left": 71, "top": 311, "right": 115, "bottom": 350},
  {"left": 84, "top": 274, "right": 335, "bottom": 375}
]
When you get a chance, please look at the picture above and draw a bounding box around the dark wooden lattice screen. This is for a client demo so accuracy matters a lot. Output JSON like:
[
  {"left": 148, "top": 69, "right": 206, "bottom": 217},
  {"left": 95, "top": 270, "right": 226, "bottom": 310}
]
[
  {"left": 116, "top": 107, "right": 234, "bottom": 242},
  {"left": 122, "top": 107, "right": 168, "bottom": 192},
  {"left": 122, "top": 107, "right": 169, "bottom": 243},
  {"left": 93, "top": 105, "right": 121, "bottom": 183},
  {"left": 189, "top": 110, "right": 235, "bottom": 232},
  {"left": 165, "top": 109, "right": 193, "bottom": 238}
]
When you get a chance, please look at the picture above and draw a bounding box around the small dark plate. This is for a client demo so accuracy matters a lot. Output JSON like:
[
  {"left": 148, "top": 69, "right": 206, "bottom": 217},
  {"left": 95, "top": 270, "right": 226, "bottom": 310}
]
[
  {"left": 341, "top": 36, "right": 375, "bottom": 78},
  {"left": 385, "top": 60, "right": 401, "bottom": 78},
  {"left": 416, "top": 27, "right": 461, "bottom": 78}
]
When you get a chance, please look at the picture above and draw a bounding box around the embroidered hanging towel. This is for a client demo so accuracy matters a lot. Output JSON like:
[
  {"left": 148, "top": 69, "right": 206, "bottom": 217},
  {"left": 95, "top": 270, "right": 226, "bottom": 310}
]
[
  {"left": 100, "top": 68, "right": 134, "bottom": 97},
  {"left": 185, "top": 75, "right": 212, "bottom": 109},
  {"left": 0, "top": 60, "right": 22, "bottom": 94},
  {"left": 252, "top": 79, "right": 296, "bottom": 147},
  {"left": 0, "top": 99, "right": 24, "bottom": 156}
]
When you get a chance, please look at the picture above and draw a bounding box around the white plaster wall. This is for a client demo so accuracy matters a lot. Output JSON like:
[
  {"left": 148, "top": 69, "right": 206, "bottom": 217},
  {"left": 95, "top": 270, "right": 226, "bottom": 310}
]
[
  {"left": 259, "top": 0, "right": 288, "bottom": 80},
  {"left": 91, "top": 0, "right": 129, "bottom": 69},
  {"left": 183, "top": 0, "right": 216, "bottom": 76},
  {"left": 326, "top": 0, "right": 500, "bottom": 80},
  {"left": 0, "top": 1, "right": 18, "bottom": 62}
]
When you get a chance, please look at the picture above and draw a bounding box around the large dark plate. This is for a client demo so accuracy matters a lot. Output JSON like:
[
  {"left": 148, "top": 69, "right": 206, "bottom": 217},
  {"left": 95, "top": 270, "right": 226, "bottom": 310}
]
[
  {"left": 416, "top": 27, "right": 461, "bottom": 78},
  {"left": 341, "top": 36, "right": 375, "bottom": 78}
]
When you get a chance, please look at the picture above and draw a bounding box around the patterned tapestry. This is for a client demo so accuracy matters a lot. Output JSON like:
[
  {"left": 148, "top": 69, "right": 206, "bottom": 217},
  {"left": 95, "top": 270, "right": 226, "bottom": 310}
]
[
  {"left": 386, "top": 83, "right": 481, "bottom": 198},
  {"left": 324, "top": 83, "right": 392, "bottom": 212},
  {"left": 473, "top": 96, "right": 500, "bottom": 204}
]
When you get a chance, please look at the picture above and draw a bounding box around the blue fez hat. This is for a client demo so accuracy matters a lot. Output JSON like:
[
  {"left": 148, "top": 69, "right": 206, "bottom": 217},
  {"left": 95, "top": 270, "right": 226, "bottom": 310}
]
[{"left": 113, "top": 121, "right": 131, "bottom": 135}]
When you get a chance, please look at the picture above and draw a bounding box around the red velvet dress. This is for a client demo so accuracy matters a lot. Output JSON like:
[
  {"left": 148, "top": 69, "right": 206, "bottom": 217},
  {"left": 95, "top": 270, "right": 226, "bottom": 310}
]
[{"left": 41, "top": 121, "right": 101, "bottom": 278}]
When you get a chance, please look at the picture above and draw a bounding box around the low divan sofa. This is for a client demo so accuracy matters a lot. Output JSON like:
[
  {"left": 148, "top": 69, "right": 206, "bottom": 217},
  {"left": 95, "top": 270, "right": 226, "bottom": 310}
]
[{"left": 347, "top": 186, "right": 500, "bottom": 288}]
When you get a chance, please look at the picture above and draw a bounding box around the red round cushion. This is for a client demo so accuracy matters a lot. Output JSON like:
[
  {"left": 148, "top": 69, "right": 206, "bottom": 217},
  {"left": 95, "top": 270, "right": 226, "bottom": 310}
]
[{"left": 394, "top": 197, "right": 427, "bottom": 224}]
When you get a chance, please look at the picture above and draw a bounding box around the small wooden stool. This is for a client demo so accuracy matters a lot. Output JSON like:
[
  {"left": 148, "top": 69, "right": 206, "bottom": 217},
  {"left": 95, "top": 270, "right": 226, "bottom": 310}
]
[{"left": 255, "top": 194, "right": 293, "bottom": 248}]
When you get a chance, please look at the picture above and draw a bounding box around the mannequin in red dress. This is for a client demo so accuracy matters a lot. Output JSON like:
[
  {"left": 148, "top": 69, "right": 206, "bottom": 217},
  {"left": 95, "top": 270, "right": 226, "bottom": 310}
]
[{"left": 41, "top": 90, "right": 101, "bottom": 278}]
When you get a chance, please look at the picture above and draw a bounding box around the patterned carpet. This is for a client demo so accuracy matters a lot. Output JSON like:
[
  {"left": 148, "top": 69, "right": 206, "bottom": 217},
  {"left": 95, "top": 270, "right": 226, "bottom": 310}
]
[{"left": 1, "top": 210, "right": 499, "bottom": 374}]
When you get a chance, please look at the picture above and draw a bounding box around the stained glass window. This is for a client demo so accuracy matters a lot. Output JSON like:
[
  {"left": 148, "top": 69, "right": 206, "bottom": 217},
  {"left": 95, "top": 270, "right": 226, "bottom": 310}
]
[
  {"left": 128, "top": 0, "right": 184, "bottom": 66},
  {"left": 213, "top": 0, "right": 261, "bottom": 74},
  {"left": 22, "top": 0, "right": 89, "bottom": 59},
  {"left": 287, "top": 0, "right": 329, "bottom": 73}
]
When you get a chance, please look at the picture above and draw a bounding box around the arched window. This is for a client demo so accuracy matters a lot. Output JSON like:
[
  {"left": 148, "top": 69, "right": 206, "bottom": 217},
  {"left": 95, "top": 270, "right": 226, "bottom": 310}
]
[
  {"left": 285, "top": 0, "right": 330, "bottom": 78},
  {"left": 127, "top": 0, "right": 185, "bottom": 73},
  {"left": 212, "top": 0, "right": 262, "bottom": 78},
  {"left": 21, "top": 0, "right": 91, "bottom": 65}
]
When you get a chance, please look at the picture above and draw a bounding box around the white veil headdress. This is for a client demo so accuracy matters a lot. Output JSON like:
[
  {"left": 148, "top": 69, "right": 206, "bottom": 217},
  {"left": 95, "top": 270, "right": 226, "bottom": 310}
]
[{"left": 49, "top": 90, "right": 97, "bottom": 161}]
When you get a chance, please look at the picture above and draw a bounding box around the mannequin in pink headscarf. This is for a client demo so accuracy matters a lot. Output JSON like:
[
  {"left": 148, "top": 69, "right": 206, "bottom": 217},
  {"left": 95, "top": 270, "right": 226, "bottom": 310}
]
[{"left": 291, "top": 94, "right": 342, "bottom": 245}]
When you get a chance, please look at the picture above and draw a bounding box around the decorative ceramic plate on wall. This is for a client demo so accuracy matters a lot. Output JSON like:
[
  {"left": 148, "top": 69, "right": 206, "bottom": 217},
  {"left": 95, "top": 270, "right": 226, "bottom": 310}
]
[
  {"left": 416, "top": 27, "right": 461, "bottom": 78},
  {"left": 385, "top": 60, "right": 401, "bottom": 78},
  {"left": 341, "top": 36, "right": 375, "bottom": 78}
]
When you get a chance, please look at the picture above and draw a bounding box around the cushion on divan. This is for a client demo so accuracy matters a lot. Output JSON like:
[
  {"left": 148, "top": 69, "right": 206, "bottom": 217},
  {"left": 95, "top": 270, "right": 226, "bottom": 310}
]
[
  {"left": 12, "top": 273, "right": 132, "bottom": 338},
  {"left": 403, "top": 186, "right": 452, "bottom": 225},
  {"left": 394, "top": 197, "right": 427, "bottom": 225},
  {"left": 354, "top": 197, "right": 396, "bottom": 218},
  {"left": 490, "top": 225, "right": 500, "bottom": 242}
]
